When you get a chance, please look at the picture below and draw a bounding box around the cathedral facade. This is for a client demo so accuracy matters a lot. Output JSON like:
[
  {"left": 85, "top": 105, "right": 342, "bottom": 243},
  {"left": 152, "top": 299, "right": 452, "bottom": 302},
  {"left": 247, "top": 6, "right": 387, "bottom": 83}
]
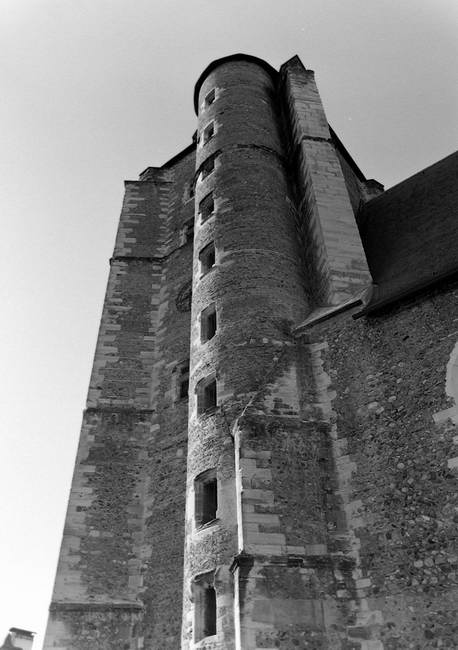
[{"left": 44, "top": 54, "right": 458, "bottom": 649}]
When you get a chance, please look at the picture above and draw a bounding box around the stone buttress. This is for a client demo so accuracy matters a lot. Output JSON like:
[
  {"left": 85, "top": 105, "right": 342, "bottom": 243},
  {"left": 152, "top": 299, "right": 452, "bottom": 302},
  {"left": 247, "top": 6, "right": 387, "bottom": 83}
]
[
  {"left": 279, "top": 56, "right": 371, "bottom": 307},
  {"left": 43, "top": 149, "right": 197, "bottom": 649}
]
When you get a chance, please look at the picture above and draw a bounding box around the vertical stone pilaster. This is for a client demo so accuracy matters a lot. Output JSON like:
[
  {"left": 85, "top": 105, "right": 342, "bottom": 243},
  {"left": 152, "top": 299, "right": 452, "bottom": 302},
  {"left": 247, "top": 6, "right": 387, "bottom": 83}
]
[{"left": 280, "top": 56, "right": 371, "bottom": 306}]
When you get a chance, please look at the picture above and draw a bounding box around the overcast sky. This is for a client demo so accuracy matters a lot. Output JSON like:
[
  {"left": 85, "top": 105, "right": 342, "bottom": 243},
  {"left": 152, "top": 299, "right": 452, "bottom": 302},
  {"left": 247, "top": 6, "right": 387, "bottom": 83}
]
[{"left": 1, "top": 0, "right": 457, "bottom": 646}]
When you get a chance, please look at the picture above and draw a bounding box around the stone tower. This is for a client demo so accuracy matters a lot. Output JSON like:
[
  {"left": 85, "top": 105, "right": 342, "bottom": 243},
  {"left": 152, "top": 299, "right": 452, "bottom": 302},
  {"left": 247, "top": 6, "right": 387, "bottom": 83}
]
[{"left": 44, "top": 54, "right": 458, "bottom": 649}]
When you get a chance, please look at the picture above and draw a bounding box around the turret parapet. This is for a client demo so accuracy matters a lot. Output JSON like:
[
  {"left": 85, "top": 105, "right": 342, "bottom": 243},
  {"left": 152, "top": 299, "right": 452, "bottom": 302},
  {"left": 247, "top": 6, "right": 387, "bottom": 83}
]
[{"left": 193, "top": 53, "right": 277, "bottom": 113}]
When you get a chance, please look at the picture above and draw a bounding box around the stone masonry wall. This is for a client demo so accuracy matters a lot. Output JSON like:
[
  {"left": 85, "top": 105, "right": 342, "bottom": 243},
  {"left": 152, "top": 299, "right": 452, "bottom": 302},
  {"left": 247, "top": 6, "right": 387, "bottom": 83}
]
[
  {"left": 140, "top": 151, "right": 196, "bottom": 649},
  {"left": 303, "top": 281, "right": 458, "bottom": 648},
  {"left": 45, "top": 53, "right": 457, "bottom": 650},
  {"left": 44, "top": 148, "right": 197, "bottom": 650}
]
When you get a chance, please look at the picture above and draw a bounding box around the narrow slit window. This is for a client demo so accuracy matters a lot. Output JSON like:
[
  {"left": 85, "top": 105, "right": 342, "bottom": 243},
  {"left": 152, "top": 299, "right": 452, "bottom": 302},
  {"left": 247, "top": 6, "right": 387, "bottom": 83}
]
[
  {"left": 193, "top": 572, "right": 217, "bottom": 642},
  {"left": 186, "top": 219, "right": 194, "bottom": 243},
  {"left": 178, "top": 360, "right": 189, "bottom": 400},
  {"left": 200, "top": 154, "right": 216, "bottom": 180},
  {"left": 201, "top": 304, "right": 217, "bottom": 342},
  {"left": 203, "top": 122, "right": 215, "bottom": 144},
  {"left": 199, "top": 192, "right": 214, "bottom": 223},
  {"left": 203, "top": 587, "right": 217, "bottom": 636},
  {"left": 199, "top": 242, "right": 215, "bottom": 275},
  {"left": 205, "top": 88, "right": 216, "bottom": 107},
  {"left": 204, "top": 380, "right": 216, "bottom": 411},
  {"left": 197, "top": 376, "right": 217, "bottom": 415},
  {"left": 195, "top": 469, "right": 218, "bottom": 527},
  {"left": 181, "top": 218, "right": 194, "bottom": 246}
]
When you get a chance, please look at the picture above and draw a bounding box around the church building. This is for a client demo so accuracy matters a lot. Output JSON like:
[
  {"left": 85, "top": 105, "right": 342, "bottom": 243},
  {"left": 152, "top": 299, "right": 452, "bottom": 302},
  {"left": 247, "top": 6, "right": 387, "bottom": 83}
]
[{"left": 44, "top": 54, "right": 458, "bottom": 649}]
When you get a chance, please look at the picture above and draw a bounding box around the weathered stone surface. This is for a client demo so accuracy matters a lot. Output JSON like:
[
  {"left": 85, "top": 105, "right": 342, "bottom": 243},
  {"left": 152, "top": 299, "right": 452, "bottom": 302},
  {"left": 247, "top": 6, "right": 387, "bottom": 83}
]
[{"left": 44, "top": 53, "right": 457, "bottom": 650}]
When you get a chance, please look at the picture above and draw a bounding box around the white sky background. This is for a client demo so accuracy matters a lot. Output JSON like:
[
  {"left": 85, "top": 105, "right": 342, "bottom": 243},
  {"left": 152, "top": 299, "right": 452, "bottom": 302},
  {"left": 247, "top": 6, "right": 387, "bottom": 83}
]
[{"left": 0, "top": 0, "right": 456, "bottom": 646}]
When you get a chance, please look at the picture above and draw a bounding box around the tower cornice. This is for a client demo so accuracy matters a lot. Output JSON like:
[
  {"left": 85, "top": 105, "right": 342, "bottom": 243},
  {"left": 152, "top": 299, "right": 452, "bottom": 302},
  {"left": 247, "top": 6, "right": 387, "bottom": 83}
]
[{"left": 193, "top": 53, "right": 278, "bottom": 113}]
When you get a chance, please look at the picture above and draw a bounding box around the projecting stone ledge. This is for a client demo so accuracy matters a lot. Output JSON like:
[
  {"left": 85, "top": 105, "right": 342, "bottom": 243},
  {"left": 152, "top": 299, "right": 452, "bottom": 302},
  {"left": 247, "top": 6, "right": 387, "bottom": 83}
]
[{"left": 49, "top": 601, "right": 144, "bottom": 612}]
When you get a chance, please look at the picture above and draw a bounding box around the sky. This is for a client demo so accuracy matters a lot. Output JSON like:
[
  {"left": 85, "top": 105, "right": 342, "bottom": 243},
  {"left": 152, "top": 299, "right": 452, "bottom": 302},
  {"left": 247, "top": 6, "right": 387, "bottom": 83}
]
[{"left": 0, "top": 0, "right": 457, "bottom": 647}]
